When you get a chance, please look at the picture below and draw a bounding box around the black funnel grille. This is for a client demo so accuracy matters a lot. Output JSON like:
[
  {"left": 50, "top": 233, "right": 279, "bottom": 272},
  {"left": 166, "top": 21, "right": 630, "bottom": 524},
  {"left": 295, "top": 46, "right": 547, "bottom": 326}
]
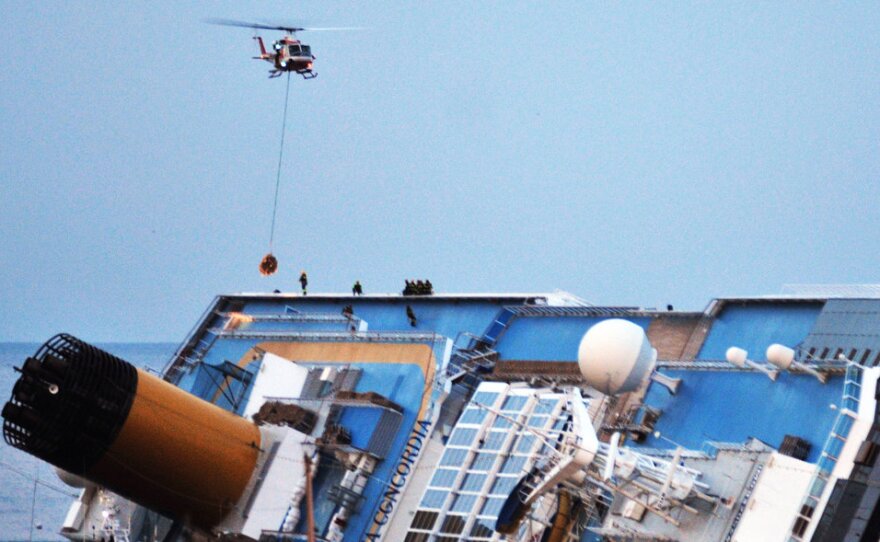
[{"left": 2, "top": 334, "right": 138, "bottom": 474}]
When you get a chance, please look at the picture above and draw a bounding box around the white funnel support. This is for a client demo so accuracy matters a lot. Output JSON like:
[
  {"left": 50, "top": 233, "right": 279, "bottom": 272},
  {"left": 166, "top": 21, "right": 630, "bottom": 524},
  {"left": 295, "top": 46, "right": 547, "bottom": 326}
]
[
  {"left": 650, "top": 371, "right": 681, "bottom": 394},
  {"left": 725, "top": 347, "right": 778, "bottom": 381},
  {"left": 603, "top": 432, "right": 620, "bottom": 481},
  {"left": 766, "top": 343, "right": 827, "bottom": 383}
]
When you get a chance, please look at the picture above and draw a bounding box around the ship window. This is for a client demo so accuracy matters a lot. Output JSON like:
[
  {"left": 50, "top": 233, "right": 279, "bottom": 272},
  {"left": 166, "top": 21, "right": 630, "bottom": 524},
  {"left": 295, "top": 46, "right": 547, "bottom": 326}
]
[
  {"left": 492, "top": 416, "right": 513, "bottom": 429},
  {"left": 440, "top": 514, "right": 466, "bottom": 534},
  {"left": 470, "top": 452, "right": 497, "bottom": 471},
  {"left": 420, "top": 489, "right": 448, "bottom": 509},
  {"left": 800, "top": 503, "right": 815, "bottom": 517},
  {"left": 516, "top": 434, "right": 536, "bottom": 453},
  {"left": 849, "top": 348, "right": 858, "bottom": 361},
  {"left": 450, "top": 494, "right": 477, "bottom": 513},
  {"left": 874, "top": 350, "right": 880, "bottom": 366},
  {"left": 832, "top": 414, "right": 855, "bottom": 436},
  {"left": 500, "top": 455, "right": 526, "bottom": 474},
  {"left": 820, "top": 347, "right": 830, "bottom": 359},
  {"left": 473, "top": 391, "right": 499, "bottom": 406},
  {"left": 481, "top": 497, "right": 506, "bottom": 517},
  {"left": 528, "top": 415, "right": 548, "bottom": 428},
  {"left": 440, "top": 448, "right": 468, "bottom": 466},
  {"left": 490, "top": 476, "right": 518, "bottom": 495},
  {"left": 460, "top": 407, "right": 487, "bottom": 424},
  {"left": 410, "top": 510, "right": 438, "bottom": 530},
  {"left": 480, "top": 431, "right": 507, "bottom": 450},
  {"left": 471, "top": 519, "right": 495, "bottom": 538},
  {"left": 448, "top": 428, "right": 477, "bottom": 446},
  {"left": 430, "top": 468, "right": 458, "bottom": 488},
  {"left": 792, "top": 516, "right": 810, "bottom": 537},
  {"left": 808, "top": 347, "right": 817, "bottom": 358},
  {"left": 501, "top": 395, "right": 527, "bottom": 411},
  {"left": 404, "top": 533, "right": 430, "bottom": 542},
  {"left": 861, "top": 349, "right": 872, "bottom": 364},
  {"left": 461, "top": 473, "right": 487, "bottom": 492},
  {"left": 833, "top": 348, "right": 844, "bottom": 360},
  {"left": 534, "top": 398, "right": 559, "bottom": 414}
]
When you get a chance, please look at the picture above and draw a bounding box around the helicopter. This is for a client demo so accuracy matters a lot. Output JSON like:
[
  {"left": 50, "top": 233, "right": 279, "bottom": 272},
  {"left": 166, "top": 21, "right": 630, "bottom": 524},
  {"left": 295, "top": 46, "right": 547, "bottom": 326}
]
[{"left": 207, "top": 19, "right": 356, "bottom": 79}]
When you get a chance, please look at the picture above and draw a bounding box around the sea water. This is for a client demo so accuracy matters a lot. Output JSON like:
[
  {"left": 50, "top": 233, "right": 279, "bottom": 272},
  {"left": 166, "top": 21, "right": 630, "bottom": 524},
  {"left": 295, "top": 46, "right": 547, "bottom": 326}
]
[{"left": 0, "top": 342, "right": 177, "bottom": 541}]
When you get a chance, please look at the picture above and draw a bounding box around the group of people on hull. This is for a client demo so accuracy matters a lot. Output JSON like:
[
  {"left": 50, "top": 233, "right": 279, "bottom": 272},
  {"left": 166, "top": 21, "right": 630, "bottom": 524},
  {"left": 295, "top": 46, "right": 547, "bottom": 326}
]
[{"left": 403, "top": 279, "right": 433, "bottom": 296}]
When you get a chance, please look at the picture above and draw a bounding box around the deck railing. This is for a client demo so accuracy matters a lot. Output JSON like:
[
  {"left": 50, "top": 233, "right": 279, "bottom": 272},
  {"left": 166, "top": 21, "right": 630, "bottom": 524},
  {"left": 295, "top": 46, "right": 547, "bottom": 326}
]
[{"left": 788, "top": 363, "right": 862, "bottom": 541}]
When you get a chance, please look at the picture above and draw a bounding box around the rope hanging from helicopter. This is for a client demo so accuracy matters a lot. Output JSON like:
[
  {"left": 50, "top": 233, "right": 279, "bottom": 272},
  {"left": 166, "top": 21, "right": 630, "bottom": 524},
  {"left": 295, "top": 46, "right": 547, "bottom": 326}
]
[
  {"left": 270, "top": 71, "right": 292, "bottom": 251},
  {"left": 259, "top": 71, "right": 292, "bottom": 276},
  {"left": 204, "top": 18, "right": 348, "bottom": 276}
]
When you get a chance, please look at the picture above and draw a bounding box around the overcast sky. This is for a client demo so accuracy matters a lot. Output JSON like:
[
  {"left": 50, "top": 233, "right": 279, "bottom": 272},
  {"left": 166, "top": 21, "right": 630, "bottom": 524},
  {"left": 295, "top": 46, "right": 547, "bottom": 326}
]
[{"left": 2, "top": 2, "right": 879, "bottom": 341}]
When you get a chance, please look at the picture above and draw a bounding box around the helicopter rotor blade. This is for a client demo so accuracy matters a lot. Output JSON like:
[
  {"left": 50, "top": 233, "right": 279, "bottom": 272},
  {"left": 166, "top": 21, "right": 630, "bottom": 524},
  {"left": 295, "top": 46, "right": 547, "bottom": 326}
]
[
  {"left": 299, "top": 27, "right": 366, "bottom": 32},
  {"left": 205, "top": 18, "right": 362, "bottom": 33},
  {"left": 204, "top": 18, "right": 305, "bottom": 33}
]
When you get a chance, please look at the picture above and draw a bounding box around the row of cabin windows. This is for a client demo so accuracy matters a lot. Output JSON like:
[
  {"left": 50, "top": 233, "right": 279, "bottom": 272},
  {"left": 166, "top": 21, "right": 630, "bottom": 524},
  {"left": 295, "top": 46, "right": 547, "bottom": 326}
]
[
  {"left": 428, "top": 468, "right": 519, "bottom": 495},
  {"left": 407, "top": 511, "right": 501, "bottom": 540}
]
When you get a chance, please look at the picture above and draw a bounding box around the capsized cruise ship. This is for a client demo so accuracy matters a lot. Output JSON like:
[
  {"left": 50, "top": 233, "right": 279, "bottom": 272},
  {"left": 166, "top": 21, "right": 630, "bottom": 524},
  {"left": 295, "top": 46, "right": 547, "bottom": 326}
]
[{"left": 4, "top": 285, "right": 880, "bottom": 542}]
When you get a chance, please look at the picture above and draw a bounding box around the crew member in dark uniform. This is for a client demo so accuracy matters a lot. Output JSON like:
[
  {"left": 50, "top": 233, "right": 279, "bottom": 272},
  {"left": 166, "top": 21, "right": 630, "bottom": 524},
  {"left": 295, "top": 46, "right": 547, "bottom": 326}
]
[
  {"left": 299, "top": 271, "right": 308, "bottom": 295},
  {"left": 406, "top": 305, "right": 417, "bottom": 327}
]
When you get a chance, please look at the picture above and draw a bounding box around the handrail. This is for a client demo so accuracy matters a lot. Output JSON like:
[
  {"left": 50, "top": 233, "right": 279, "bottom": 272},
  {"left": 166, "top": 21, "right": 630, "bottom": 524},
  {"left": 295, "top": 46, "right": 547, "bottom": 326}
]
[
  {"left": 787, "top": 364, "right": 863, "bottom": 541},
  {"left": 207, "top": 328, "right": 448, "bottom": 344}
]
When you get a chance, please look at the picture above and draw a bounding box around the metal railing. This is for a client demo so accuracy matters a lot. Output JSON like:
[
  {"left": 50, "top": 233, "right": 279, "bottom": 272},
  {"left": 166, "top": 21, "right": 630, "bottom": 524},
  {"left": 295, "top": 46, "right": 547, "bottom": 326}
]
[
  {"left": 788, "top": 363, "right": 863, "bottom": 541},
  {"left": 207, "top": 328, "right": 447, "bottom": 344}
]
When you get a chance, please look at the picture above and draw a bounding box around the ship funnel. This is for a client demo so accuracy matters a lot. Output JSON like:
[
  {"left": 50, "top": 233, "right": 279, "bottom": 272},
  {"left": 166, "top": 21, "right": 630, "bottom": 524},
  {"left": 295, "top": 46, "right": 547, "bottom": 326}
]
[{"left": 2, "top": 334, "right": 261, "bottom": 529}]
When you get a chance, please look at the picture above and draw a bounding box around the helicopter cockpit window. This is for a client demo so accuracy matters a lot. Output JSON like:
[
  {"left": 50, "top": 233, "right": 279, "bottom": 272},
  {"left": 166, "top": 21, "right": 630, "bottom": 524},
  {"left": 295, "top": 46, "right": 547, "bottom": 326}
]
[
  {"left": 288, "top": 45, "right": 302, "bottom": 56},
  {"left": 301, "top": 45, "right": 311, "bottom": 56}
]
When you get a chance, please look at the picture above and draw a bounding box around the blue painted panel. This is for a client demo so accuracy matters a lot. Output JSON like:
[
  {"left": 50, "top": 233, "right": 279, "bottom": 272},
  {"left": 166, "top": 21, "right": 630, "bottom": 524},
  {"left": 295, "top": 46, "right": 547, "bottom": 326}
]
[
  {"left": 697, "top": 302, "right": 823, "bottom": 361},
  {"left": 639, "top": 370, "right": 843, "bottom": 463},
  {"left": 242, "top": 319, "right": 352, "bottom": 333},
  {"left": 236, "top": 298, "right": 505, "bottom": 342},
  {"left": 495, "top": 316, "right": 652, "bottom": 361},
  {"left": 340, "top": 362, "right": 426, "bottom": 542},
  {"left": 339, "top": 407, "right": 383, "bottom": 451},
  {"left": 176, "top": 339, "right": 261, "bottom": 403}
]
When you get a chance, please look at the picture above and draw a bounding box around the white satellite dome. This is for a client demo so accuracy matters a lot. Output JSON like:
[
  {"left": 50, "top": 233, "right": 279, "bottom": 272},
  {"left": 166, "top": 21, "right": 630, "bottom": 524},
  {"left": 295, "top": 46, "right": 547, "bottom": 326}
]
[
  {"left": 726, "top": 346, "right": 748, "bottom": 368},
  {"left": 577, "top": 319, "right": 657, "bottom": 395},
  {"left": 766, "top": 343, "right": 796, "bottom": 370}
]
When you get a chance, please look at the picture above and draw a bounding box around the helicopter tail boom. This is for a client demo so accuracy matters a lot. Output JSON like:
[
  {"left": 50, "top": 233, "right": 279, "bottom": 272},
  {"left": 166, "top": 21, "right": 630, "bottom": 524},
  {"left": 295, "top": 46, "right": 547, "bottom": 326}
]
[{"left": 253, "top": 36, "right": 268, "bottom": 57}]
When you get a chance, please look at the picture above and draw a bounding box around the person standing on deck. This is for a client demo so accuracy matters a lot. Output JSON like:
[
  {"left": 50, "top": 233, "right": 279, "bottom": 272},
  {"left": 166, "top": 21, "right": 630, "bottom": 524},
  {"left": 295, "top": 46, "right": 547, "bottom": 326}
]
[
  {"left": 352, "top": 281, "right": 363, "bottom": 295},
  {"left": 406, "top": 305, "right": 417, "bottom": 327},
  {"left": 299, "top": 271, "right": 308, "bottom": 295}
]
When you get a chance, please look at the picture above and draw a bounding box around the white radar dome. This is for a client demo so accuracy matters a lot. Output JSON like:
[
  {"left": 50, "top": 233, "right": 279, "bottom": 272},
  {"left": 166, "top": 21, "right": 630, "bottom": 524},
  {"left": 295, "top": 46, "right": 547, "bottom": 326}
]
[
  {"left": 766, "top": 344, "right": 795, "bottom": 370},
  {"left": 726, "top": 347, "right": 748, "bottom": 368},
  {"left": 577, "top": 319, "right": 657, "bottom": 395}
]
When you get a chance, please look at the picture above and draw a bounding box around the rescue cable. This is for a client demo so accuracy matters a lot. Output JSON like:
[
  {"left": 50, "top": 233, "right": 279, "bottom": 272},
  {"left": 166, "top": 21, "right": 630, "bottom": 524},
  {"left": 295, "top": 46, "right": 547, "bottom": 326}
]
[{"left": 260, "top": 71, "right": 293, "bottom": 276}]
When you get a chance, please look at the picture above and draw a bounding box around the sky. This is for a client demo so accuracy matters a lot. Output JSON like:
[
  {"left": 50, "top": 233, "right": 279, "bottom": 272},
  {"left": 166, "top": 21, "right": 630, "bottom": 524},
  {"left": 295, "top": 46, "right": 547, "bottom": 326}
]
[{"left": 1, "top": 2, "right": 879, "bottom": 342}]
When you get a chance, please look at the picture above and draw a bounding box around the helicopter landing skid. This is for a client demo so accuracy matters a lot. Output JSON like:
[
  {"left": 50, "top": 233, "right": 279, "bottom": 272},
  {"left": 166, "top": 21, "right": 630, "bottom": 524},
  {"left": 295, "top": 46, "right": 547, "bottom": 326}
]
[
  {"left": 268, "top": 70, "right": 283, "bottom": 79},
  {"left": 299, "top": 71, "right": 318, "bottom": 80}
]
